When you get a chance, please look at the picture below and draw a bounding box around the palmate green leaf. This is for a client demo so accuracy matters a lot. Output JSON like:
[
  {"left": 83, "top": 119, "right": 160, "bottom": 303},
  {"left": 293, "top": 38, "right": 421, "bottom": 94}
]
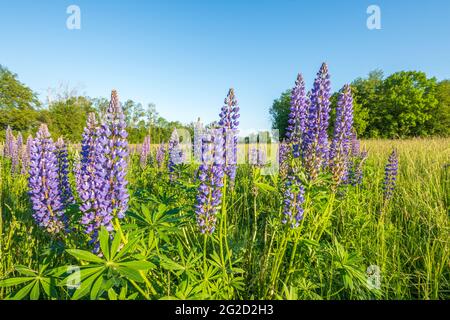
[
  {"left": 40, "top": 278, "right": 55, "bottom": 298},
  {"left": 66, "top": 249, "right": 105, "bottom": 264},
  {"left": 60, "top": 266, "right": 104, "bottom": 287},
  {"left": 90, "top": 275, "right": 104, "bottom": 300},
  {"left": 0, "top": 277, "right": 34, "bottom": 287},
  {"left": 108, "top": 288, "right": 118, "bottom": 300},
  {"left": 159, "top": 256, "right": 185, "bottom": 272},
  {"left": 110, "top": 231, "right": 122, "bottom": 259},
  {"left": 99, "top": 227, "right": 110, "bottom": 261},
  {"left": 116, "top": 266, "right": 144, "bottom": 282},
  {"left": 14, "top": 265, "right": 37, "bottom": 276},
  {"left": 71, "top": 272, "right": 102, "bottom": 300},
  {"left": 10, "top": 280, "right": 36, "bottom": 300},
  {"left": 119, "top": 261, "right": 156, "bottom": 271},
  {"left": 113, "top": 237, "right": 140, "bottom": 261},
  {"left": 30, "top": 281, "right": 40, "bottom": 300}
]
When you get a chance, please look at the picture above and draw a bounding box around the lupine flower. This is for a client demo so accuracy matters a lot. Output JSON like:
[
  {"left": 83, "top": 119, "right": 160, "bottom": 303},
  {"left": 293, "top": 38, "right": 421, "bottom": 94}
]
[
  {"left": 28, "top": 124, "right": 67, "bottom": 234},
  {"left": 249, "top": 146, "right": 266, "bottom": 168},
  {"left": 347, "top": 130, "right": 368, "bottom": 186},
  {"left": 168, "top": 129, "right": 183, "bottom": 178},
  {"left": 77, "top": 113, "right": 98, "bottom": 210},
  {"left": 194, "top": 118, "right": 203, "bottom": 163},
  {"left": 55, "top": 137, "right": 74, "bottom": 207},
  {"left": 286, "top": 74, "right": 308, "bottom": 158},
  {"left": 278, "top": 140, "right": 290, "bottom": 179},
  {"left": 282, "top": 175, "right": 305, "bottom": 228},
  {"left": 11, "top": 132, "right": 22, "bottom": 173},
  {"left": 21, "top": 135, "right": 33, "bottom": 174},
  {"left": 156, "top": 143, "right": 166, "bottom": 168},
  {"left": 195, "top": 128, "right": 225, "bottom": 234},
  {"left": 3, "top": 126, "right": 15, "bottom": 158},
  {"left": 73, "top": 151, "right": 82, "bottom": 195},
  {"left": 329, "top": 85, "right": 354, "bottom": 186},
  {"left": 81, "top": 91, "right": 129, "bottom": 244},
  {"left": 140, "top": 135, "right": 151, "bottom": 168},
  {"left": 219, "top": 88, "right": 240, "bottom": 182},
  {"left": 302, "top": 63, "right": 331, "bottom": 180},
  {"left": 249, "top": 146, "right": 258, "bottom": 166},
  {"left": 383, "top": 149, "right": 399, "bottom": 201}
]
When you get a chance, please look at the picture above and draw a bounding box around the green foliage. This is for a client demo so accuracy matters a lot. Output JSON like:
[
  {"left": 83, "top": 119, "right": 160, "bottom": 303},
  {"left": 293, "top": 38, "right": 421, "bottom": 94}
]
[
  {"left": 0, "top": 139, "right": 449, "bottom": 300},
  {"left": 0, "top": 65, "right": 40, "bottom": 136},
  {"left": 270, "top": 69, "right": 449, "bottom": 139},
  {"left": 47, "top": 96, "right": 96, "bottom": 142},
  {"left": 269, "top": 90, "right": 291, "bottom": 140}
]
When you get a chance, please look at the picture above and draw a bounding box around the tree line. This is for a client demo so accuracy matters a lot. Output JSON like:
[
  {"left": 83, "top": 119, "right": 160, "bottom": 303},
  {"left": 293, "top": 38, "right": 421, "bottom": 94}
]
[
  {"left": 270, "top": 70, "right": 450, "bottom": 139},
  {"left": 1, "top": 65, "right": 449, "bottom": 143},
  {"left": 0, "top": 65, "right": 193, "bottom": 144}
]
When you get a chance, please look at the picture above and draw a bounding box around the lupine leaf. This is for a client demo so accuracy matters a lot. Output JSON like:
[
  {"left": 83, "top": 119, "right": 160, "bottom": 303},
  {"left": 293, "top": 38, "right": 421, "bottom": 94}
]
[{"left": 66, "top": 249, "right": 105, "bottom": 264}]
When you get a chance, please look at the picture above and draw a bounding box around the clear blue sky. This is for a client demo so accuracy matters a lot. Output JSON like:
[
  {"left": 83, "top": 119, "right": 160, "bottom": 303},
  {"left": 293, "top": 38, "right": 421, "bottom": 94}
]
[{"left": 0, "top": 0, "right": 449, "bottom": 131}]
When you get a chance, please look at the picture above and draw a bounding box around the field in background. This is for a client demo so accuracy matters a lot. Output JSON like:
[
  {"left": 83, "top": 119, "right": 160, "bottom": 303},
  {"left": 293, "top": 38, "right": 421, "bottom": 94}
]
[{"left": 0, "top": 137, "right": 449, "bottom": 300}]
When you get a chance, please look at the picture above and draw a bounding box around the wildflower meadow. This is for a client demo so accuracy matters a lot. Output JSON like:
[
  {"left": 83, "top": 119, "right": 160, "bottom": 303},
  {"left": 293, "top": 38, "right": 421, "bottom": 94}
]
[{"left": 0, "top": 63, "right": 448, "bottom": 301}]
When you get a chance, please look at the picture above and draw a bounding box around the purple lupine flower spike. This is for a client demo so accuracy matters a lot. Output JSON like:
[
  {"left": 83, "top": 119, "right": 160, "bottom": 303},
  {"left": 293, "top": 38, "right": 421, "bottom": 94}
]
[
  {"left": 286, "top": 74, "right": 308, "bottom": 158},
  {"left": 383, "top": 149, "right": 399, "bottom": 201},
  {"left": 302, "top": 63, "right": 332, "bottom": 180},
  {"left": 4, "top": 126, "right": 15, "bottom": 158},
  {"left": 28, "top": 124, "right": 67, "bottom": 234},
  {"left": 282, "top": 175, "right": 305, "bottom": 228},
  {"left": 278, "top": 140, "right": 290, "bottom": 179},
  {"left": 79, "top": 113, "right": 103, "bottom": 238},
  {"left": 219, "top": 88, "right": 240, "bottom": 182},
  {"left": 102, "top": 90, "right": 129, "bottom": 219},
  {"left": 11, "top": 132, "right": 22, "bottom": 173},
  {"left": 81, "top": 91, "right": 129, "bottom": 245},
  {"left": 329, "top": 85, "right": 354, "bottom": 186},
  {"left": 21, "top": 135, "right": 33, "bottom": 174},
  {"left": 194, "top": 117, "right": 203, "bottom": 163},
  {"left": 55, "top": 137, "right": 74, "bottom": 207},
  {"left": 195, "top": 128, "right": 225, "bottom": 234},
  {"left": 168, "top": 129, "right": 183, "bottom": 178},
  {"left": 347, "top": 130, "right": 368, "bottom": 186},
  {"left": 140, "top": 135, "right": 151, "bottom": 168},
  {"left": 156, "top": 143, "right": 166, "bottom": 168}
]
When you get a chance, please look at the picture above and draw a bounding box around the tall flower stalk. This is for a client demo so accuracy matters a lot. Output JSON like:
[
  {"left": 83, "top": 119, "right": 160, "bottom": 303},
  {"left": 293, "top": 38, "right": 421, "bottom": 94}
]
[
  {"left": 156, "top": 143, "right": 166, "bottom": 169},
  {"left": 286, "top": 74, "right": 308, "bottom": 158},
  {"left": 302, "top": 63, "right": 331, "bottom": 180},
  {"left": 55, "top": 137, "right": 74, "bottom": 207},
  {"left": 282, "top": 175, "right": 305, "bottom": 228},
  {"left": 28, "top": 124, "right": 67, "bottom": 234},
  {"left": 11, "top": 132, "right": 22, "bottom": 173},
  {"left": 79, "top": 92, "right": 129, "bottom": 244},
  {"left": 383, "top": 149, "right": 399, "bottom": 201},
  {"left": 194, "top": 117, "right": 203, "bottom": 163},
  {"left": 347, "top": 130, "right": 368, "bottom": 186},
  {"left": 329, "top": 85, "right": 354, "bottom": 186},
  {"left": 3, "top": 126, "right": 15, "bottom": 159},
  {"left": 219, "top": 88, "right": 240, "bottom": 182},
  {"left": 195, "top": 129, "right": 225, "bottom": 234},
  {"left": 21, "top": 134, "right": 33, "bottom": 174},
  {"left": 140, "top": 135, "right": 151, "bottom": 168},
  {"left": 168, "top": 129, "right": 183, "bottom": 178}
]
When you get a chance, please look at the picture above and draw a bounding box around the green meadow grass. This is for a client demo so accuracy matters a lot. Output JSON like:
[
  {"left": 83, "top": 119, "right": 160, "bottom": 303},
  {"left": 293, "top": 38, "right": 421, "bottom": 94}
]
[{"left": 0, "top": 138, "right": 448, "bottom": 300}]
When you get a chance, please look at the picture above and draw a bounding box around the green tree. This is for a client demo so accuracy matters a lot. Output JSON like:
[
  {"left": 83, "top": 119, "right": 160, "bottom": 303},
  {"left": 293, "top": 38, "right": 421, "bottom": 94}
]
[
  {"left": 433, "top": 80, "right": 450, "bottom": 136},
  {"left": 372, "top": 71, "right": 439, "bottom": 138},
  {"left": 269, "top": 90, "right": 291, "bottom": 140},
  {"left": 0, "top": 65, "right": 40, "bottom": 137},
  {"left": 47, "top": 96, "right": 96, "bottom": 142}
]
